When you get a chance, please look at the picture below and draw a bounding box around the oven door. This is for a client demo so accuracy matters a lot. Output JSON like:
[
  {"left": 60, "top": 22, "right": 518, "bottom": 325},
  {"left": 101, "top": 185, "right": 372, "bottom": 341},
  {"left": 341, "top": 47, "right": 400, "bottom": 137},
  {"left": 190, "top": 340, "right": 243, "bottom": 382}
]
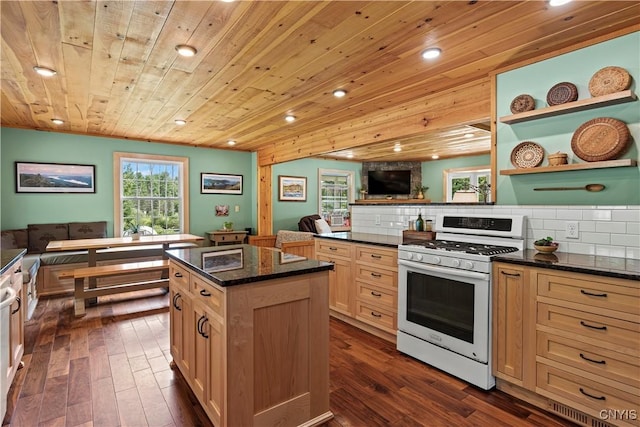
[{"left": 397, "top": 259, "right": 490, "bottom": 363}]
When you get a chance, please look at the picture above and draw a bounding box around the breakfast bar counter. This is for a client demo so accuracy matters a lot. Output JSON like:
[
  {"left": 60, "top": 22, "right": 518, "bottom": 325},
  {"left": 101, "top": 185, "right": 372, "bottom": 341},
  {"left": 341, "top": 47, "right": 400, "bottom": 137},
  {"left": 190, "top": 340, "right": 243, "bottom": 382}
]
[{"left": 165, "top": 244, "right": 333, "bottom": 427}]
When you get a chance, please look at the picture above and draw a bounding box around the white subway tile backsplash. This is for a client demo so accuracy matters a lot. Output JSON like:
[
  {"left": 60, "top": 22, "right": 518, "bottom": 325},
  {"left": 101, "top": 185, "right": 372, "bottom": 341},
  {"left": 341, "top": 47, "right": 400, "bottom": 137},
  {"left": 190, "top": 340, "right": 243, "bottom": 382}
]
[
  {"left": 612, "top": 208, "right": 640, "bottom": 222},
  {"left": 581, "top": 232, "right": 610, "bottom": 245},
  {"left": 556, "top": 209, "right": 583, "bottom": 220},
  {"left": 595, "top": 245, "right": 626, "bottom": 258},
  {"left": 610, "top": 233, "right": 640, "bottom": 247},
  {"left": 595, "top": 221, "right": 627, "bottom": 234},
  {"left": 627, "top": 222, "right": 640, "bottom": 235},
  {"left": 583, "top": 209, "right": 612, "bottom": 221}
]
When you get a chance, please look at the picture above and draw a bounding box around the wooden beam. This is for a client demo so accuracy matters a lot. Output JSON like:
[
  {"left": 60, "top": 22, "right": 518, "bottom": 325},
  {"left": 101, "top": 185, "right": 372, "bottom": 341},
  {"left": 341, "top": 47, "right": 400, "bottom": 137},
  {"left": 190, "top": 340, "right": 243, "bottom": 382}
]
[
  {"left": 257, "top": 78, "right": 490, "bottom": 166},
  {"left": 257, "top": 164, "right": 273, "bottom": 236}
]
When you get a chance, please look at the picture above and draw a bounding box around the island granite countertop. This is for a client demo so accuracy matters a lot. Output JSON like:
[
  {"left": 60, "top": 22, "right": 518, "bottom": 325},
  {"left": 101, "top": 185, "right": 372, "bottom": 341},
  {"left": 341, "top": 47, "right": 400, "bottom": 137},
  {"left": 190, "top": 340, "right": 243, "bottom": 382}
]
[
  {"left": 493, "top": 249, "right": 640, "bottom": 281},
  {"left": 1, "top": 248, "right": 26, "bottom": 276},
  {"left": 165, "top": 244, "right": 333, "bottom": 286}
]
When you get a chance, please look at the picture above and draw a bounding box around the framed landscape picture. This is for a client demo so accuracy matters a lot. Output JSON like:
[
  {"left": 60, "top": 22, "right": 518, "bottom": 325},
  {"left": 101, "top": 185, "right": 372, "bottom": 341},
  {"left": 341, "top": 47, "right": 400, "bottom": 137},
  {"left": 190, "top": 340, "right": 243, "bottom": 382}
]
[
  {"left": 15, "top": 161, "right": 96, "bottom": 193},
  {"left": 278, "top": 175, "right": 307, "bottom": 201},
  {"left": 201, "top": 173, "right": 243, "bottom": 194}
]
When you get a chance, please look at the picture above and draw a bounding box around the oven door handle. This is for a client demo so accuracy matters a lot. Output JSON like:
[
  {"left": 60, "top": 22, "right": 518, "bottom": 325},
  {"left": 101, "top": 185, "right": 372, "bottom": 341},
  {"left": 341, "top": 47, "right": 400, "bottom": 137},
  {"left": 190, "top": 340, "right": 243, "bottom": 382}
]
[{"left": 398, "top": 259, "right": 489, "bottom": 281}]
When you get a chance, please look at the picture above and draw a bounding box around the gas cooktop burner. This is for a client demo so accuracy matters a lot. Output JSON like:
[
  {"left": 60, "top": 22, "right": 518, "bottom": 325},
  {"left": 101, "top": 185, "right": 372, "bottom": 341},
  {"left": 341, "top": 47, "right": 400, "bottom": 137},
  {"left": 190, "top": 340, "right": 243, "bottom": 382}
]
[{"left": 403, "top": 239, "right": 519, "bottom": 256}]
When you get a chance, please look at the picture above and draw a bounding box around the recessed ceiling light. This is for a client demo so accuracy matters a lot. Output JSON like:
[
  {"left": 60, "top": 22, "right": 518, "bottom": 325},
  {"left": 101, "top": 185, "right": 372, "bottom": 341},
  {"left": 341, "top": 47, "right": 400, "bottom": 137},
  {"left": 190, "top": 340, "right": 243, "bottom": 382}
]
[
  {"left": 51, "top": 118, "right": 64, "bottom": 125},
  {"left": 227, "top": 140, "right": 236, "bottom": 146},
  {"left": 175, "top": 119, "right": 187, "bottom": 125},
  {"left": 221, "top": 0, "right": 235, "bottom": 2},
  {"left": 549, "top": 0, "right": 571, "bottom": 6},
  {"left": 346, "top": 153, "right": 354, "bottom": 159},
  {"left": 421, "top": 48, "right": 441, "bottom": 60},
  {"left": 464, "top": 133, "right": 474, "bottom": 138},
  {"left": 175, "top": 45, "right": 197, "bottom": 57},
  {"left": 33, "top": 66, "right": 57, "bottom": 77},
  {"left": 393, "top": 145, "right": 402, "bottom": 152},
  {"left": 432, "top": 154, "right": 440, "bottom": 160},
  {"left": 333, "top": 89, "right": 347, "bottom": 98},
  {"left": 285, "top": 115, "right": 296, "bottom": 123}
]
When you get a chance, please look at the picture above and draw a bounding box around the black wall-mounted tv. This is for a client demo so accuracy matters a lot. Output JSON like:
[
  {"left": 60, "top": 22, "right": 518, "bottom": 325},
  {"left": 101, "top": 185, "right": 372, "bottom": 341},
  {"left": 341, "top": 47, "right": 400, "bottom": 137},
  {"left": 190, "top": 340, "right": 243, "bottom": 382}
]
[{"left": 367, "top": 170, "right": 411, "bottom": 195}]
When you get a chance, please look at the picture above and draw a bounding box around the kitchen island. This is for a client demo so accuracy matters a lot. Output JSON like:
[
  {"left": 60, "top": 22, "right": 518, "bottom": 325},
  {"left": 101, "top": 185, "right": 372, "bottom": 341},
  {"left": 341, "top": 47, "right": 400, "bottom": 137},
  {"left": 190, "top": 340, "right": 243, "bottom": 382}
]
[{"left": 165, "top": 244, "right": 333, "bottom": 427}]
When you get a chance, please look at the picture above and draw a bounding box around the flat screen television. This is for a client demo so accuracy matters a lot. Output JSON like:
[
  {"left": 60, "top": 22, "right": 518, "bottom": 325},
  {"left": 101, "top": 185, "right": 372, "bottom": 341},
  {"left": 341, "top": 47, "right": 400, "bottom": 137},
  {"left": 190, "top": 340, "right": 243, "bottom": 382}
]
[{"left": 367, "top": 170, "right": 411, "bottom": 195}]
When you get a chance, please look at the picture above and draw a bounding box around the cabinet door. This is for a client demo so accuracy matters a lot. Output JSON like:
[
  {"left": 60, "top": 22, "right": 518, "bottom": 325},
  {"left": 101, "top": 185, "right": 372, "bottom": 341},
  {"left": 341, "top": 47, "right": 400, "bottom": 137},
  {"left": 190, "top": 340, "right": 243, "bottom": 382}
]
[
  {"left": 316, "top": 254, "right": 353, "bottom": 316},
  {"left": 169, "top": 286, "right": 192, "bottom": 377},
  {"left": 493, "top": 263, "right": 527, "bottom": 385},
  {"left": 204, "top": 315, "right": 224, "bottom": 427},
  {"left": 192, "top": 304, "right": 208, "bottom": 403}
]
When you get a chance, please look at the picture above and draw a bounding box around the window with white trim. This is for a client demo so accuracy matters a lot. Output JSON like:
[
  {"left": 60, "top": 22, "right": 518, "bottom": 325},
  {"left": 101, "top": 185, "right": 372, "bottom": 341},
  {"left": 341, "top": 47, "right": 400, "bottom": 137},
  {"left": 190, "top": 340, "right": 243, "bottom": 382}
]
[
  {"left": 318, "top": 169, "right": 354, "bottom": 227},
  {"left": 114, "top": 153, "right": 189, "bottom": 236},
  {"left": 444, "top": 166, "right": 491, "bottom": 203}
]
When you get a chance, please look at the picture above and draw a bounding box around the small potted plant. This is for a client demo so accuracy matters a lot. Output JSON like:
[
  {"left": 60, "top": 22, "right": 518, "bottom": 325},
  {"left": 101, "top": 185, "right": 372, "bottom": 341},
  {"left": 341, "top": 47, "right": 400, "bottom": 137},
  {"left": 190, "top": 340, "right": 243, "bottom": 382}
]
[
  {"left": 128, "top": 224, "right": 140, "bottom": 240},
  {"left": 534, "top": 236, "right": 558, "bottom": 253},
  {"left": 413, "top": 184, "right": 429, "bottom": 200},
  {"left": 223, "top": 221, "right": 233, "bottom": 231},
  {"left": 358, "top": 185, "right": 367, "bottom": 200}
]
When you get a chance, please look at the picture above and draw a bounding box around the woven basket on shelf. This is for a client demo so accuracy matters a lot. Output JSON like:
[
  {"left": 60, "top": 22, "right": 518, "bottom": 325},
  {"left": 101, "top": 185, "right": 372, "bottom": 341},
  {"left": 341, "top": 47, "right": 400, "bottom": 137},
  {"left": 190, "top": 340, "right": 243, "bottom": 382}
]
[
  {"left": 571, "top": 117, "right": 630, "bottom": 162},
  {"left": 588, "top": 66, "right": 631, "bottom": 97},
  {"left": 546, "top": 82, "right": 578, "bottom": 106}
]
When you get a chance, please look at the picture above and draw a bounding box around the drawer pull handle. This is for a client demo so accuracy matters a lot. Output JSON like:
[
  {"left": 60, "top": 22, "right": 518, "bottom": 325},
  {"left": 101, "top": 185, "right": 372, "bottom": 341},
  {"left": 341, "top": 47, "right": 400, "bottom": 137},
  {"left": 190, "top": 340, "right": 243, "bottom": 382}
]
[
  {"left": 172, "top": 293, "right": 182, "bottom": 311},
  {"left": 174, "top": 272, "right": 183, "bottom": 278},
  {"left": 371, "top": 272, "right": 382, "bottom": 278},
  {"left": 199, "top": 289, "right": 212, "bottom": 297},
  {"left": 370, "top": 254, "right": 382, "bottom": 259},
  {"left": 579, "top": 353, "right": 606, "bottom": 365},
  {"left": 500, "top": 271, "right": 520, "bottom": 277},
  {"left": 579, "top": 388, "right": 606, "bottom": 401},
  {"left": 370, "top": 291, "right": 382, "bottom": 297},
  {"left": 580, "top": 321, "right": 607, "bottom": 331},
  {"left": 580, "top": 290, "right": 607, "bottom": 298},
  {"left": 371, "top": 311, "right": 382, "bottom": 318},
  {"left": 329, "top": 247, "right": 338, "bottom": 251},
  {"left": 11, "top": 297, "right": 21, "bottom": 315}
]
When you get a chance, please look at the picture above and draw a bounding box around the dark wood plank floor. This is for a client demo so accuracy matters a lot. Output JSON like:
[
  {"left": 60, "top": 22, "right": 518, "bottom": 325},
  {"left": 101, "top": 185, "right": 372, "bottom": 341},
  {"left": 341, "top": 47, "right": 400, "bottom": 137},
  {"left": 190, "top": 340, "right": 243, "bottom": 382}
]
[{"left": 3, "top": 290, "right": 576, "bottom": 427}]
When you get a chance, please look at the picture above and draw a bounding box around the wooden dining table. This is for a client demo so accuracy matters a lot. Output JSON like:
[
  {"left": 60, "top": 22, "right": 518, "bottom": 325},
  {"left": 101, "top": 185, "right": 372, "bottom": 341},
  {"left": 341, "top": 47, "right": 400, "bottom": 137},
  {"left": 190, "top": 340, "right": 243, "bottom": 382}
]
[
  {"left": 46, "top": 233, "right": 204, "bottom": 265},
  {"left": 46, "top": 234, "right": 204, "bottom": 312}
]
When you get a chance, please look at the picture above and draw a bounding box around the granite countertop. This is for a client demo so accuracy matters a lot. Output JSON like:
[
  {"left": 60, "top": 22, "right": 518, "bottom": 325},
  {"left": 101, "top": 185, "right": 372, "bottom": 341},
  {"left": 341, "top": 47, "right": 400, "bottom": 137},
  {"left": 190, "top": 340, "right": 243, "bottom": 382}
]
[
  {"left": 1, "top": 248, "right": 27, "bottom": 276},
  {"left": 315, "top": 232, "right": 402, "bottom": 248},
  {"left": 165, "top": 244, "right": 333, "bottom": 287},
  {"left": 494, "top": 249, "right": 640, "bottom": 281}
]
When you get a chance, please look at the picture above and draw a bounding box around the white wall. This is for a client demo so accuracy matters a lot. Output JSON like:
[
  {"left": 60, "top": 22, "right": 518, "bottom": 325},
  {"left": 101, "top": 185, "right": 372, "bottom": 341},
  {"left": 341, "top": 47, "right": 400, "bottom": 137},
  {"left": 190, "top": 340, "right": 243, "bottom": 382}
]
[{"left": 351, "top": 205, "right": 640, "bottom": 259}]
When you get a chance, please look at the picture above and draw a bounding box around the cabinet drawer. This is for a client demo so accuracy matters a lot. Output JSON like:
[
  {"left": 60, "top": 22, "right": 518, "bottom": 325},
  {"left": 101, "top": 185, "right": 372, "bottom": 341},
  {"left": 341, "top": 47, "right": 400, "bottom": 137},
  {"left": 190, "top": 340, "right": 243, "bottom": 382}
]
[
  {"left": 538, "top": 303, "right": 640, "bottom": 351},
  {"left": 356, "top": 281, "right": 397, "bottom": 310},
  {"left": 355, "top": 264, "right": 396, "bottom": 289},
  {"left": 192, "top": 275, "right": 223, "bottom": 316},
  {"left": 355, "top": 245, "right": 397, "bottom": 269},
  {"left": 315, "top": 240, "right": 351, "bottom": 258},
  {"left": 10, "top": 259, "right": 23, "bottom": 286},
  {"left": 537, "top": 331, "right": 640, "bottom": 389},
  {"left": 355, "top": 301, "right": 396, "bottom": 334},
  {"left": 538, "top": 272, "right": 639, "bottom": 316},
  {"left": 170, "top": 261, "right": 190, "bottom": 290},
  {"left": 537, "top": 363, "right": 639, "bottom": 424}
]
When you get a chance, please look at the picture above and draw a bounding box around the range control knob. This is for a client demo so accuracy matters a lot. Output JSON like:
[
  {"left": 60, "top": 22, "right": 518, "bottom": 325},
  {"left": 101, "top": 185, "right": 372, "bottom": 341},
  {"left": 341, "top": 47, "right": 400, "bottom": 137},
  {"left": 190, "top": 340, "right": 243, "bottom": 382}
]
[
  {"left": 405, "top": 252, "right": 413, "bottom": 260},
  {"left": 463, "top": 261, "right": 474, "bottom": 270},
  {"left": 451, "top": 259, "right": 460, "bottom": 268},
  {"left": 432, "top": 256, "right": 441, "bottom": 265},
  {"left": 415, "top": 254, "right": 423, "bottom": 261}
]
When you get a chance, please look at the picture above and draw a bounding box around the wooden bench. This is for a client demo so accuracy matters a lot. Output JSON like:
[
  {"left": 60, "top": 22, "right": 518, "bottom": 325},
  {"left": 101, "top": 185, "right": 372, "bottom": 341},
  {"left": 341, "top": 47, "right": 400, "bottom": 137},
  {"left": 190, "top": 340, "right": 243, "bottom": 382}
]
[{"left": 60, "top": 259, "right": 170, "bottom": 316}]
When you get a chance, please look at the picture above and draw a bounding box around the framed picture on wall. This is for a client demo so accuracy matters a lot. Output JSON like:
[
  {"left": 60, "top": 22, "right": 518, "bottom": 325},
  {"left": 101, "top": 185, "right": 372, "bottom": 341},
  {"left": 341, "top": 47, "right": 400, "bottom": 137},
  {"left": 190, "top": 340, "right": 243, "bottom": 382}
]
[
  {"left": 15, "top": 161, "right": 96, "bottom": 193},
  {"left": 278, "top": 175, "right": 307, "bottom": 201},
  {"left": 201, "top": 173, "right": 243, "bottom": 194}
]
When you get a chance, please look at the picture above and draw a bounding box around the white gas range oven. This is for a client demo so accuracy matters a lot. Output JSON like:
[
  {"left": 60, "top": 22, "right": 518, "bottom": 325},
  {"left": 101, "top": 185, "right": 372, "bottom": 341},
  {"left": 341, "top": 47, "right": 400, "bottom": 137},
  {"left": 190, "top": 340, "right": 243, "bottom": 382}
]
[{"left": 397, "top": 213, "right": 526, "bottom": 390}]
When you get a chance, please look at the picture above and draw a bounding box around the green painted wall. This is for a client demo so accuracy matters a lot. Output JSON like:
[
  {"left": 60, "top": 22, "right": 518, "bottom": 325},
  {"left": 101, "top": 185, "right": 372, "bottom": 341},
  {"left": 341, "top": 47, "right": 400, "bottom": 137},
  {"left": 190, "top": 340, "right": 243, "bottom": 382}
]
[
  {"left": 0, "top": 128, "right": 255, "bottom": 237},
  {"left": 421, "top": 155, "right": 491, "bottom": 202},
  {"left": 272, "top": 158, "right": 362, "bottom": 231},
  {"left": 496, "top": 32, "right": 639, "bottom": 205}
]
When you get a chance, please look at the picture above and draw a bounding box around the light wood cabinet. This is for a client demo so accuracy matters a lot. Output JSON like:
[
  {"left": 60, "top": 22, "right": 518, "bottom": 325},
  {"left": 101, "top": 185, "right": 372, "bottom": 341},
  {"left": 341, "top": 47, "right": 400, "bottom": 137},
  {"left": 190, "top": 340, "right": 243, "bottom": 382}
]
[
  {"left": 315, "top": 238, "right": 398, "bottom": 342},
  {"left": 493, "top": 262, "right": 639, "bottom": 427},
  {"left": 4, "top": 257, "right": 25, "bottom": 391},
  {"left": 315, "top": 240, "right": 354, "bottom": 317},
  {"left": 169, "top": 259, "right": 332, "bottom": 427}
]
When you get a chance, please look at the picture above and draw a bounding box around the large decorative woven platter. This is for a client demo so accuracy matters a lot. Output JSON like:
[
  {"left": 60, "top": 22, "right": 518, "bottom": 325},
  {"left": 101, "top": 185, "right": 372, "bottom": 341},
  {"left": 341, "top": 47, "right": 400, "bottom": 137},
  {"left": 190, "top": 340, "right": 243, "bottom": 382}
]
[
  {"left": 571, "top": 117, "right": 630, "bottom": 162},
  {"left": 511, "top": 141, "right": 544, "bottom": 168},
  {"left": 510, "top": 94, "right": 535, "bottom": 114},
  {"left": 546, "top": 82, "right": 578, "bottom": 106},
  {"left": 588, "top": 66, "right": 631, "bottom": 97}
]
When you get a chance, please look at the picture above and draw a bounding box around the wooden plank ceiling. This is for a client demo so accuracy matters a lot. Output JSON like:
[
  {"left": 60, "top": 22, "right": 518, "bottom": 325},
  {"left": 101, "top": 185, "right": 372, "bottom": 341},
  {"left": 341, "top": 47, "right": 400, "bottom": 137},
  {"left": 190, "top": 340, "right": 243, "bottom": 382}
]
[{"left": 1, "top": 1, "right": 638, "bottom": 163}]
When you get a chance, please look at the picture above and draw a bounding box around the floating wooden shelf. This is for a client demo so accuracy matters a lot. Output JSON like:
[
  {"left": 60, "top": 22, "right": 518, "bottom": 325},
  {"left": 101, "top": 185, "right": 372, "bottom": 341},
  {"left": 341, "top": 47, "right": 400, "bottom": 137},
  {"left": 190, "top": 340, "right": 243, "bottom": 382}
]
[
  {"left": 354, "top": 198, "right": 432, "bottom": 204},
  {"left": 499, "top": 159, "right": 637, "bottom": 175},
  {"left": 499, "top": 90, "right": 637, "bottom": 124}
]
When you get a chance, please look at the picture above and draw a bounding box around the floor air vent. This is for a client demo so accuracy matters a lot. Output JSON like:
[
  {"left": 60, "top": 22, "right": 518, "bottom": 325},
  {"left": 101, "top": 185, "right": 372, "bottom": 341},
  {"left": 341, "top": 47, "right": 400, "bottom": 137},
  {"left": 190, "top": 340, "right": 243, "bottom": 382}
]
[{"left": 548, "top": 402, "right": 614, "bottom": 427}]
